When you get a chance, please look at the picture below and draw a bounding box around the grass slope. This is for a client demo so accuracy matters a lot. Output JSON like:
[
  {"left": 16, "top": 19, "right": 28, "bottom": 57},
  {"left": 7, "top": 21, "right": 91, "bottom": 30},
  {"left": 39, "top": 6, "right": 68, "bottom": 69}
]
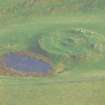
[{"left": 0, "top": 0, "right": 105, "bottom": 105}]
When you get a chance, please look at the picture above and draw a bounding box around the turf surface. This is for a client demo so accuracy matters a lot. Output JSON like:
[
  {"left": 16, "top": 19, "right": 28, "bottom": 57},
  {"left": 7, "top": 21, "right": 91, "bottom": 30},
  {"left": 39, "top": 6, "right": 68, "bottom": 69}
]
[{"left": 0, "top": 0, "right": 105, "bottom": 105}]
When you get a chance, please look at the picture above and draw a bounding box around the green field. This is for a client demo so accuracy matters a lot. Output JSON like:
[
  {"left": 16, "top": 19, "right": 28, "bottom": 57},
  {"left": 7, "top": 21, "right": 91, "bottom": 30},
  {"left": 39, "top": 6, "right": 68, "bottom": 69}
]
[
  {"left": 0, "top": 0, "right": 105, "bottom": 105},
  {"left": 0, "top": 76, "right": 105, "bottom": 105}
]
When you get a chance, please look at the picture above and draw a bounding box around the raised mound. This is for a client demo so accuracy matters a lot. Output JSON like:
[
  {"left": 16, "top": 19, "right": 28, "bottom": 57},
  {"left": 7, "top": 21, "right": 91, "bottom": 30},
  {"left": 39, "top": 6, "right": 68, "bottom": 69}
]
[{"left": 39, "top": 28, "right": 105, "bottom": 60}]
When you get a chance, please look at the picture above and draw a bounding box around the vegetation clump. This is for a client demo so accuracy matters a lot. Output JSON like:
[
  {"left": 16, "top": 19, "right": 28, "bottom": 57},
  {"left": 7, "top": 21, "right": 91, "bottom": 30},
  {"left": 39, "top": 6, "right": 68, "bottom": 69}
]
[{"left": 39, "top": 28, "right": 105, "bottom": 63}]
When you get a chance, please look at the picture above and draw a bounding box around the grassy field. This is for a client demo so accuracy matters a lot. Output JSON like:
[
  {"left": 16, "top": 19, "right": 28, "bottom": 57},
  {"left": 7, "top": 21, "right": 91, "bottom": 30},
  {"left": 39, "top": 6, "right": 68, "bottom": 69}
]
[
  {"left": 0, "top": 76, "right": 105, "bottom": 105},
  {"left": 0, "top": 0, "right": 105, "bottom": 105}
]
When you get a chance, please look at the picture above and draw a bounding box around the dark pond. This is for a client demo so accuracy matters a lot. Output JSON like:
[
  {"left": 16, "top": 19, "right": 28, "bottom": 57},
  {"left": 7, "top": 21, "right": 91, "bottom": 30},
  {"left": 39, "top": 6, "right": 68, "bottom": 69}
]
[{"left": 4, "top": 53, "right": 52, "bottom": 73}]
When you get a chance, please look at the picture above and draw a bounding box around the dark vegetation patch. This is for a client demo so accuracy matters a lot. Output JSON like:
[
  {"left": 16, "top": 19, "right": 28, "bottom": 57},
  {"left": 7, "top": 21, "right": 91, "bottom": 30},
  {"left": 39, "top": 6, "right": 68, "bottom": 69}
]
[{"left": 0, "top": 0, "right": 105, "bottom": 18}]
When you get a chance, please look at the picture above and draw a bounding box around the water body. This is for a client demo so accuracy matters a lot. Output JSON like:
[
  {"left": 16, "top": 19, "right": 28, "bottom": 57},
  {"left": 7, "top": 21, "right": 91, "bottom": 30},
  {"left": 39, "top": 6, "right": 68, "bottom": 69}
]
[{"left": 4, "top": 53, "right": 52, "bottom": 73}]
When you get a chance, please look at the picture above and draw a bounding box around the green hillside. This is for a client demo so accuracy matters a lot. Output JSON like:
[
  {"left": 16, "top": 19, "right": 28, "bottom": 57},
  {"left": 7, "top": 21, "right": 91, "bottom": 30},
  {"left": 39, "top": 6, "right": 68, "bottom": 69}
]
[
  {"left": 0, "top": 0, "right": 105, "bottom": 79},
  {"left": 0, "top": 0, "right": 105, "bottom": 105}
]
